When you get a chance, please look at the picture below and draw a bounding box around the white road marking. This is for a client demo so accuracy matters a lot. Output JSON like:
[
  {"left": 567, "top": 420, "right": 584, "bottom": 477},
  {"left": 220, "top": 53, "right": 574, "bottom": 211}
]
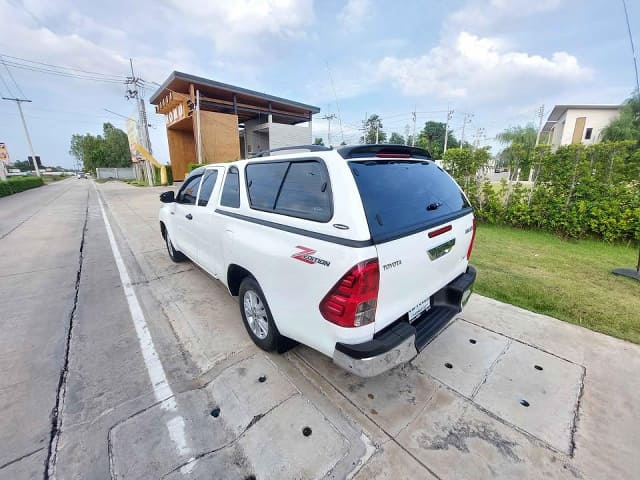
[{"left": 96, "top": 189, "right": 191, "bottom": 460}]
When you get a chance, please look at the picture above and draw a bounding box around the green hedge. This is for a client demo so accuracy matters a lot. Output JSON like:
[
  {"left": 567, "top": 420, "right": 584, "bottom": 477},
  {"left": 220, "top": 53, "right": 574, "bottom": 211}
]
[
  {"left": 444, "top": 142, "right": 640, "bottom": 242},
  {"left": 187, "top": 163, "right": 205, "bottom": 173},
  {"left": 0, "top": 176, "right": 45, "bottom": 197}
]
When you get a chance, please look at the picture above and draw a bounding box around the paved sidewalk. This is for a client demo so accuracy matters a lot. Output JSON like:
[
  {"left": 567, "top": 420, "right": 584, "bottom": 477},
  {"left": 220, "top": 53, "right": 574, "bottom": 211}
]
[{"left": 92, "top": 180, "right": 640, "bottom": 479}]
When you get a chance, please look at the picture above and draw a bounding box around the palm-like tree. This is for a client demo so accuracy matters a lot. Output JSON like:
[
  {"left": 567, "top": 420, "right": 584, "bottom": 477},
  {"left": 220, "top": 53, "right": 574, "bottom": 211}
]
[{"left": 496, "top": 124, "right": 538, "bottom": 180}]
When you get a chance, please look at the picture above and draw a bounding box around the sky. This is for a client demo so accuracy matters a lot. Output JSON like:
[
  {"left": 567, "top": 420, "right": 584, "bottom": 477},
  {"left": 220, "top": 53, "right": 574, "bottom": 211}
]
[{"left": 0, "top": 0, "right": 638, "bottom": 169}]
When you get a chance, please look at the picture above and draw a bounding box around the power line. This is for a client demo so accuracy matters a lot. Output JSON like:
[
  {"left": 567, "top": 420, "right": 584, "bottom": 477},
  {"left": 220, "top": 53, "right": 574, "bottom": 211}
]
[
  {"left": 0, "top": 52, "right": 128, "bottom": 80},
  {"left": 0, "top": 60, "right": 126, "bottom": 84},
  {"left": 0, "top": 59, "right": 26, "bottom": 98},
  {"left": 0, "top": 71, "right": 14, "bottom": 97}
]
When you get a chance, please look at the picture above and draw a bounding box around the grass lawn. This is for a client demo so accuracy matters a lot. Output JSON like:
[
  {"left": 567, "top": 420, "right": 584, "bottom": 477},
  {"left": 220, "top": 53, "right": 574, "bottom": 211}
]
[{"left": 472, "top": 224, "right": 640, "bottom": 344}]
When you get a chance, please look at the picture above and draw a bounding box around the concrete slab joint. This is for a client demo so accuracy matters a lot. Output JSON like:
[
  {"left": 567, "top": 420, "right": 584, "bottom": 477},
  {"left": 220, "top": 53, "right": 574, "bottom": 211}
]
[{"left": 108, "top": 355, "right": 357, "bottom": 479}]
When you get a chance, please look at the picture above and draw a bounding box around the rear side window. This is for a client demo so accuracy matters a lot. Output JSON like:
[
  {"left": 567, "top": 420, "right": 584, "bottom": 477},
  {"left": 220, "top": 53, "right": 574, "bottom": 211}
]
[
  {"left": 220, "top": 167, "right": 240, "bottom": 208},
  {"left": 276, "top": 162, "right": 331, "bottom": 221},
  {"left": 245, "top": 160, "right": 332, "bottom": 222},
  {"left": 350, "top": 161, "right": 471, "bottom": 243},
  {"left": 197, "top": 170, "right": 218, "bottom": 207},
  {"left": 246, "top": 162, "right": 288, "bottom": 210}
]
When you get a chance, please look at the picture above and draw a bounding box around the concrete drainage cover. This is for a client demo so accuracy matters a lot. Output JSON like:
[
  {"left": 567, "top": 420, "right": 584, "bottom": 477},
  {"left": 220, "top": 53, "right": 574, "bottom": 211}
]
[
  {"left": 109, "top": 355, "right": 349, "bottom": 479},
  {"left": 416, "top": 320, "right": 584, "bottom": 455},
  {"left": 166, "top": 395, "right": 349, "bottom": 479},
  {"left": 413, "top": 320, "right": 510, "bottom": 397},
  {"left": 473, "top": 340, "right": 584, "bottom": 454}
]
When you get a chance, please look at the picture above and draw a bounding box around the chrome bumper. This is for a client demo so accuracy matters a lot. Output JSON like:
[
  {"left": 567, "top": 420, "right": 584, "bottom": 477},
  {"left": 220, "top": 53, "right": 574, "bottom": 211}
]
[{"left": 332, "top": 333, "right": 418, "bottom": 377}]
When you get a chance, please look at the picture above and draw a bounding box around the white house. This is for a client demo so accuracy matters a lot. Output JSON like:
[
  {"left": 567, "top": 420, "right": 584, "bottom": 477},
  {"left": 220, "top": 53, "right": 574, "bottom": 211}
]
[{"left": 542, "top": 104, "right": 622, "bottom": 149}]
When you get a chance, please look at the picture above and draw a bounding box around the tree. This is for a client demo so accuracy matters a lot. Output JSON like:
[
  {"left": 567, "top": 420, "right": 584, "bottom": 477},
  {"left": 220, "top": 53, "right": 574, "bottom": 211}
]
[
  {"left": 12, "top": 160, "right": 32, "bottom": 171},
  {"left": 496, "top": 123, "right": 537, "bottom": 180},
  {"left": 415, "top": 121, "right": 459, "bottom": 159},
  {"left": 360, "top": 114, "right": 387, "bottom": 144},
  {"left": 70, "top": 123, "right": 131, "bottom": 173},
  {"left": 313, "top": 137, "right": 325, "bottom": 145},
  {"left": 388, "top": 132, "right": 405, "bottom": 144},
  {"left": 602, "top": 93, "right": 640, "bottom": 143}
]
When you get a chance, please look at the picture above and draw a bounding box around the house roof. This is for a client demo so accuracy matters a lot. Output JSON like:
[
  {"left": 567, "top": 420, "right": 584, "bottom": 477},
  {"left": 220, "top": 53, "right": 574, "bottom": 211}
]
[
  {"left": 542, "top": 104, "right": 621, "bottom": 132},
  {"left": 149, "top": 71, "right": 320, "bottom": 120}
]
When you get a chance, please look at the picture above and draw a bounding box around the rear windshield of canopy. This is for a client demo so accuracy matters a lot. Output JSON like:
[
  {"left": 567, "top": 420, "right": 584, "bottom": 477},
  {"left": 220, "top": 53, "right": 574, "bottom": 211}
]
[{"left": 349, "top": 160, "right": 472, "bottom": 244}]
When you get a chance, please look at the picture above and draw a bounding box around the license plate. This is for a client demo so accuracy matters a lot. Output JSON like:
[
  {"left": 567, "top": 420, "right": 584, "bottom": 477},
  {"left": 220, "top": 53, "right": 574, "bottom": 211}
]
[{"left": 408, "top": 297, "right": 431, "bottom": 322}]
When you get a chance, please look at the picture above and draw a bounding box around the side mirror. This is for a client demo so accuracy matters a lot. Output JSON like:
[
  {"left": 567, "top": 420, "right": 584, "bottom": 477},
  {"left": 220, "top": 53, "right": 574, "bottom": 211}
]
[{"left": 160, "top": 191, "right": 175, "bottom": 203}]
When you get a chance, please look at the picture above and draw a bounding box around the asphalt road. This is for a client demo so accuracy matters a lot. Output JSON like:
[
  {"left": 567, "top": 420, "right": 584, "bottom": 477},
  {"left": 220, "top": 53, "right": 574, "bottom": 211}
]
[
  {"left": 1, "top": 179, "right": 639, "bottom": 480},
  {"left": 0, "top": 179, "right": 196, "bottom": 479}
]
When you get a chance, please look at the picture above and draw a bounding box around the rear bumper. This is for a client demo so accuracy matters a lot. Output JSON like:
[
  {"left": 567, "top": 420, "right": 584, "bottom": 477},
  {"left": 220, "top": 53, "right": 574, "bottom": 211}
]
[{"left": 332, "top": 265, "right": 476, "bottom": 377}]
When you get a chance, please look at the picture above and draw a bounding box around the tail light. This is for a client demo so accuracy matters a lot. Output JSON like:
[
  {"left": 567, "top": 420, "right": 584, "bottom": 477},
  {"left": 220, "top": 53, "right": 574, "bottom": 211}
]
[
  {"left": 319, "top": 259, "right": 379, "bottom": 328},
  {"left": 467, "top": 218, "right": 477, "bottom": 260}
]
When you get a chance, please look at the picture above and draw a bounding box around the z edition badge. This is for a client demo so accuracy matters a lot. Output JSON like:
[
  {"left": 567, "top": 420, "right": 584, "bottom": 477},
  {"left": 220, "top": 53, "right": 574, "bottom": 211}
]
[{"left": 291, "top": 246, "right": 330, "bottom": 267}]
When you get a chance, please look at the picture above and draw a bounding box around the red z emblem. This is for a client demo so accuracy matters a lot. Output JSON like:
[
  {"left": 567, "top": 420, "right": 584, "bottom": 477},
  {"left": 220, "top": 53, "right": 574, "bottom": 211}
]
[
  {"left": 291, "top": 246, "right": 330, "bottom": 267},
  {"left": 292, "top": 246, "right": 317, "bottom": 264}
]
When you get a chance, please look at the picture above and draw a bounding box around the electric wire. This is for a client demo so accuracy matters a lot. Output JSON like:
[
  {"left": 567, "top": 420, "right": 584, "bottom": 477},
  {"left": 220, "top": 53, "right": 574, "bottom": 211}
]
[
  {"left": 0, "top": 58, "right": 26, "bottom": 98},
  {"left": 0, "top": 70, "right": 15, "bottom": 97}
]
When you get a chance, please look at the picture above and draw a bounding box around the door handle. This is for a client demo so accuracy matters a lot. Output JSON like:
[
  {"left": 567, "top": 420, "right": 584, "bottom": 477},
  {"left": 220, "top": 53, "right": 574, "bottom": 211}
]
[{"left": 185, "top": 213, "right": 193, "bottom": 220}]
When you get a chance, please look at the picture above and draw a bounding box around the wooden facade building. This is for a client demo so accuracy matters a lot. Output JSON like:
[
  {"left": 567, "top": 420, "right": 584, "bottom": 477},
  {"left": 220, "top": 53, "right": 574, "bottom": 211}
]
[{"left": 149, "top": 71, "right": 320, "bottom": 180}]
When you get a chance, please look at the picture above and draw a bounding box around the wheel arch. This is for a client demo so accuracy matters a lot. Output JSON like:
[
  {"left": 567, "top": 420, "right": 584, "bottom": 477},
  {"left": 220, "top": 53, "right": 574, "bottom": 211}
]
[{"left": 227, "top": 264, "right": 255, "bottom": 296}]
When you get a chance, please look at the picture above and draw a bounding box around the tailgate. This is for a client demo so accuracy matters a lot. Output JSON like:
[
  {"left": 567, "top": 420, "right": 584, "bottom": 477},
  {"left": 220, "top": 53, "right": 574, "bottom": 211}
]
[
  {"left": 374, "top": 212, "right": 473, "bottom": 332},
  {"left": 346, "top": 158, "right": 475, "bottom": 333}
]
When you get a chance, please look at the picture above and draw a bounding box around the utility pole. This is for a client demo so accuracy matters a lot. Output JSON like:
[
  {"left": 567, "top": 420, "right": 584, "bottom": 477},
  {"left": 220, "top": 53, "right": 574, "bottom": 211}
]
[
  {"left": 472, "top": 127, "right": 485, "bottom": 151},
  {"left": 404, "top": 124, "right": 410, "bottom": 145},
  {"left": 362, "top": 112, "right": 368, "bottom": 144},
  {"left": 411, "top": 109, "right": 417, "bottom": 146},
  {"left": 2, "top": 97, "right": 40, "bottom": 176},
  {"left": 622, "top": 0, "right": 639, "bottom": 92},
  {"left": 531, "top": 104, "right": 546, "bottom": 182},
  {"left": 534, "top": 104, "right": 545, "bottom": 147},
  {"left": 126, "top": 59, "right": 153, "bottom": 185},
  {"left": 321, "top": 113, "right": 337, "bottom": 146},
  {"left": 375, "top": 125, "right": 379, "bottom": 144},
  {"left": 443, "top": 107, "right": 454, "bottom": 154},
  {"left": 196, "top": 90, "right": 203, "bottom": 164},
  {"left": 460, "top": 113, "right": 473, "bottom": 147}
]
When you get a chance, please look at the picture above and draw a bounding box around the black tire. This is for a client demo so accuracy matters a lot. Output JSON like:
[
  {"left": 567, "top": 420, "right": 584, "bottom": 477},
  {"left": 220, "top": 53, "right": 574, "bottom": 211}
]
[
  {"left": 238, "top": 277, "right": 281, "bottom": 352},
  {"left": 165, "top": 230, "right": 187, "bottom": 263}
]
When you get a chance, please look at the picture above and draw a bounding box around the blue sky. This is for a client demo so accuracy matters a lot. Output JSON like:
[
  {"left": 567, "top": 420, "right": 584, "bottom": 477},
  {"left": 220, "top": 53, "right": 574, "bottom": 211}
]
[{"left": 0, "top": 0, "right": 637, "bottom": 168}]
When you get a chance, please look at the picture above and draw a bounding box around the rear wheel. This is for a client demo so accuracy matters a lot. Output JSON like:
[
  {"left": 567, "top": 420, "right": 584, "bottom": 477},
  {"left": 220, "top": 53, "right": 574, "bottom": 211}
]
[
  {"left": 238, "top": 277, "right": 280, "bottom": 351},
  {"left": 165, "top": 231, "right": 186, "bottom": 262}
]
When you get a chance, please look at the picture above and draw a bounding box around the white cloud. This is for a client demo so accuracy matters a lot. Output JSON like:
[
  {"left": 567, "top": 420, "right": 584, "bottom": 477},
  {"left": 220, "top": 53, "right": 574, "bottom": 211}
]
[
  {"left": 337, "top": 0, "right": 371, "bottom": 29},
  {"left": 378, "top": 32, "right": 588, "bottom": 101},
  {"left": 448, "top": 0, "right": 563, "bottom": 35},
  {"left": 164, "top": 0, "right": 314, "bottom": 55}
]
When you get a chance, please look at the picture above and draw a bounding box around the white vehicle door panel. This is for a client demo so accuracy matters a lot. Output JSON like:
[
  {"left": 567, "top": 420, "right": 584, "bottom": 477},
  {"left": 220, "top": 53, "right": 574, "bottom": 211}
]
[
  {"left": 192, "top": 168, "right": 224, "bottom": 277},
  {"left": 172, "top": 173, "right": 203, "bottom": 260}
]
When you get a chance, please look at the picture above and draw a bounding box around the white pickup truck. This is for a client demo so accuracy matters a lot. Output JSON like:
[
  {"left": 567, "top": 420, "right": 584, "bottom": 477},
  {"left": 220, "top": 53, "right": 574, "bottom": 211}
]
[{"left": 159, "top": 145, "right": 476, "bottom": 377}]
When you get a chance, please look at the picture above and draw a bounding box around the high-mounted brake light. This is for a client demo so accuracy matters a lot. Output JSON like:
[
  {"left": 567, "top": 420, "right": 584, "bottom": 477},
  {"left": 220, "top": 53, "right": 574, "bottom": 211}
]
[
  {"left": 319, "top": 259, "right": 379, "bottom": 328},
  {"left": 428, "top": 224, "right": 452, "bottom": 238},
  {"left": 375, "top": 153, "right": 411, "bottom": 158},
  {"left": 467, "top": 218, "right": 477, "bottom": 260}
]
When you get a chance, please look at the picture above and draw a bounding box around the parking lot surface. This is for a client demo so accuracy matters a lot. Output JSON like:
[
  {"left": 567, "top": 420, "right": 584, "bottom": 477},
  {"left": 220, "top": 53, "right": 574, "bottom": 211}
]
[{"left": 1, "top": 179, "right": 639, "bottom": 479}]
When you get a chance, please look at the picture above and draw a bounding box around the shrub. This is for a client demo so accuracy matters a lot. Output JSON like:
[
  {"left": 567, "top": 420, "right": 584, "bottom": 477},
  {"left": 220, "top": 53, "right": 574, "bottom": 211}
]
[
  {"left": 458, "top": 141, "right": 640, "bottom": 243},
  {"left": 187, "top": 163, "right": 205, "bottom": 173},
  {"left": 0, "top": 176, "right": 45, "bottom": 197}
]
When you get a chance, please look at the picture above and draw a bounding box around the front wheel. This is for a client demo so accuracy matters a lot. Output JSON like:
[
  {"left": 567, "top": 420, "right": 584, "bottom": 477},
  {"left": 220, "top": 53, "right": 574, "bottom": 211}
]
[
  {"left": 165, "top": 231, "right": 187, "bottom": 262},
  {"left": 238, "top": 277, "right": 281, "bottom": 351}
]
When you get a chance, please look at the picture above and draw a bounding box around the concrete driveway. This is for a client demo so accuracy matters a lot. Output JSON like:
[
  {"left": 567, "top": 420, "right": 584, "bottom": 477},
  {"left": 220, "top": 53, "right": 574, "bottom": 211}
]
[
  {"left": 96, "top": 181, "right": 640, "bottom": 479},
  {"left": 2, "top": 179, "right": 638, "bottom": 479}
]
